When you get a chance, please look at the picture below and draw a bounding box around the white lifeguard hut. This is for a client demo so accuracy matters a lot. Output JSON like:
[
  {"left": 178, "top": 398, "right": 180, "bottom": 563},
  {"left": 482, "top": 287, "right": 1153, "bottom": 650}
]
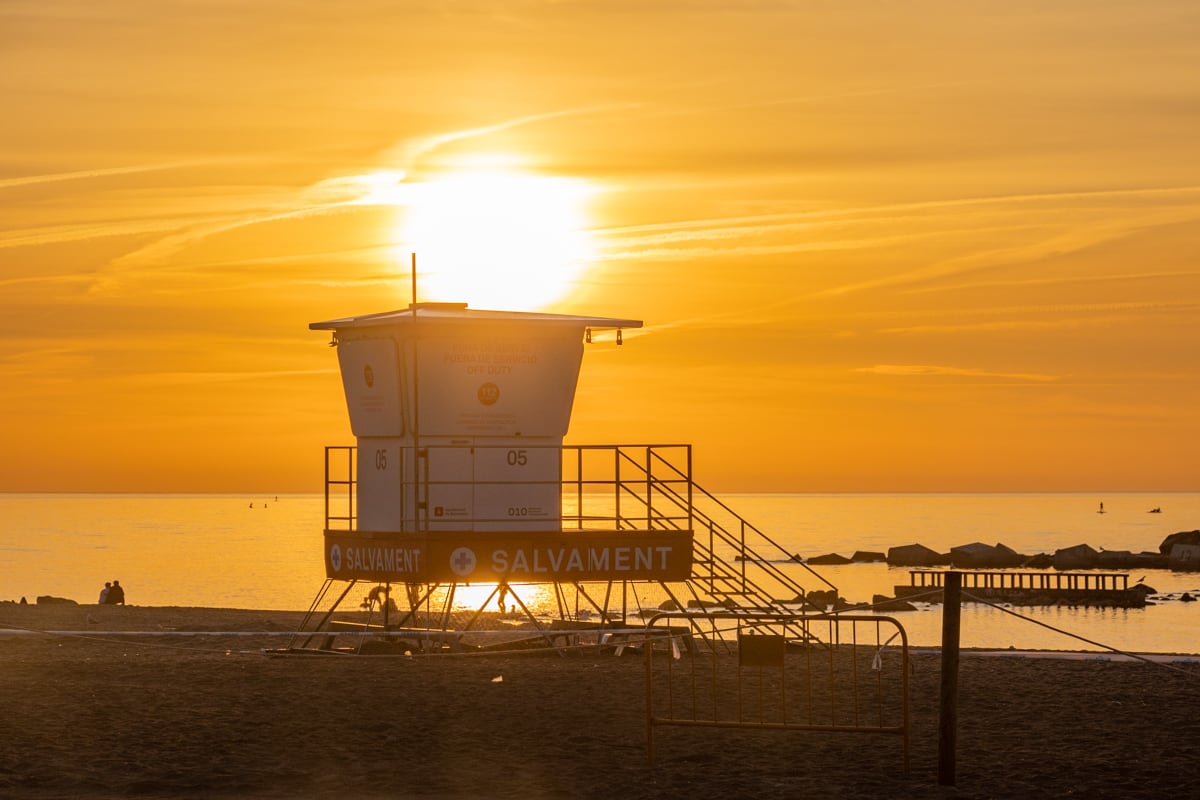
[{"left": 294, "top": 301, "right": 830, "bottom": 653}]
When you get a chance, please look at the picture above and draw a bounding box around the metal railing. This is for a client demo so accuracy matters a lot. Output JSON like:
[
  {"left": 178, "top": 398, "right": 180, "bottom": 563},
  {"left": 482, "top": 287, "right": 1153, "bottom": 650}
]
[
  {"left": 908, "top": 569, "right": 1130, "bottom": 592},
  {"left": 644, "top": 612, "right": 910, "bottom": 769},
  {"left": 324, "top": 446, "right": 355, "bottom": 532},
  {"left": 322, "top": 443, "right": 834, "bottom": 615},
  {"left": 560, "top": 444, "right": 693, "bottom": 532}
]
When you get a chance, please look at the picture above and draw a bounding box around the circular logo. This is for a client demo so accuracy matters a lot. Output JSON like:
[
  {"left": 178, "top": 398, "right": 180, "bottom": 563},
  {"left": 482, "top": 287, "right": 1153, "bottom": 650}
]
[
  {"left": 363, "top": 364, "right": 375, "bottom": 388},
  {"left": 330, "top": 543, "right": 342, "bottom": 572},
  {"left": 477, "top": 382, "right": 500, "bottom": 406},
  {"left": 449, "top": 546, "right": 477, "bottom": 577}
]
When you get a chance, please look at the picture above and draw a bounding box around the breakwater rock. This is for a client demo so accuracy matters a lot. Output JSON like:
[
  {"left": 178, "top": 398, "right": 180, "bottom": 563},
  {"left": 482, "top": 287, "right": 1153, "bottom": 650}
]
[{"left": 794, "top": 530, "right": 1200, "bottom": 571}]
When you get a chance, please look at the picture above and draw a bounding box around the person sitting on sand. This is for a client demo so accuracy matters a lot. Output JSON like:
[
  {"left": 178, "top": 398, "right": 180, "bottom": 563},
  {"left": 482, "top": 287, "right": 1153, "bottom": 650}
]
[
  {"left": 106, "top": 580, "right": 125, "bottom": 605},
  {"left": 98, "top": 582, "right": 111, "bottom": 604}
]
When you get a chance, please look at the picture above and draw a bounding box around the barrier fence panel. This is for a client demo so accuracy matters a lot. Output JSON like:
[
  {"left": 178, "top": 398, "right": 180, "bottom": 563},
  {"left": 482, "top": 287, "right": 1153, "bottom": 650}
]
[{"left": 644, "top": 613, "right": 909, "bottom": 769}]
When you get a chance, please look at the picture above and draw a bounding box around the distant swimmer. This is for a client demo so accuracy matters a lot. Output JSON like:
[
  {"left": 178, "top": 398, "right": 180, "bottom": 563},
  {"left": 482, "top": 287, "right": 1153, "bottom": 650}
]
[{"left": 1149, "top": 507, "right": 1162, "bottom": 513}]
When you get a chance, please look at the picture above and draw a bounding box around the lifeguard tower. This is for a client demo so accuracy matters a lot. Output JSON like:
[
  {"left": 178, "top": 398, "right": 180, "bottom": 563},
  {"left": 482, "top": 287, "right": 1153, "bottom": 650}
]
[{"left": 288, "top": 302, "right": 833, "bottom": 654}]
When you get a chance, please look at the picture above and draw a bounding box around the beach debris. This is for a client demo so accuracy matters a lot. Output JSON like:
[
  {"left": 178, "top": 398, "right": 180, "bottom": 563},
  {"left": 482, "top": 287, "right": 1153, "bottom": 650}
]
[
  {"left": 491, "top": 675, "right": 504, "bottom": 682},
  {"left": 35, "top": 595, "right": 77, "bottom": 606}
]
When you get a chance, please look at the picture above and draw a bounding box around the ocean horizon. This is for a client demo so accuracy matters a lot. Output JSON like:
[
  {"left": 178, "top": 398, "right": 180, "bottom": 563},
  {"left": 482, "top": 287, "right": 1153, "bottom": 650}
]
[{"left": 3, "top": 491, "right": 1198, "bottom": 655}]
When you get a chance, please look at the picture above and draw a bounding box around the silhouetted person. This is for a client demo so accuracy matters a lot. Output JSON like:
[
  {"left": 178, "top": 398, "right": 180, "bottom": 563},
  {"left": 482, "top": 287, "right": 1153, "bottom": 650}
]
[
  {"left": 98, "top": 582, "right": 111, "bottom": 604},
  {"left": 106, "top": 580, "right": 125, "bottom": 605}
]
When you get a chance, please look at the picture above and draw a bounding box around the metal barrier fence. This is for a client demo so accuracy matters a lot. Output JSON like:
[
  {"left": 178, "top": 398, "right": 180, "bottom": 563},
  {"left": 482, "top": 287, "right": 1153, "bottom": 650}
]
[{"left": 644, "top": 612, "right": 910, "bottom": 769}]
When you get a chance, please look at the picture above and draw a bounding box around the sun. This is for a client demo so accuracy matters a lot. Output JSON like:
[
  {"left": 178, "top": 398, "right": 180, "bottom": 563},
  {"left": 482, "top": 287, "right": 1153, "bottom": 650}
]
[{"left": 391, "top": 168, "right": 597, "bottom": 310}]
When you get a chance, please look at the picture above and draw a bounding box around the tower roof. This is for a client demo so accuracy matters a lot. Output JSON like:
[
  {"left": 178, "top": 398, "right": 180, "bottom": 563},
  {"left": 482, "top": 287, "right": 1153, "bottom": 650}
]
[{"left": 310, "top": 303, "right": 642, "bottom": 331}]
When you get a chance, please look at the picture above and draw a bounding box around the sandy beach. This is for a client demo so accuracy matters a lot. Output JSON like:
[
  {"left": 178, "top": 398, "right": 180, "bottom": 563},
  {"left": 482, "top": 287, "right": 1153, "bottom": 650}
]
[{"left": 2, "top": 603, "right": 1199, "bottom": 799}]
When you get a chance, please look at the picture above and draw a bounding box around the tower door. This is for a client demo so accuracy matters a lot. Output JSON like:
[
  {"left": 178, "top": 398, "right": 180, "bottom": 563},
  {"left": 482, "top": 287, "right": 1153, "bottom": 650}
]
[
  {"left": 420, "top": 441, "right": 562, "bottom": 531},
  {"left": 472, "top": 443, "right": 561, "bottom": 531},
  {"left": 424, "top": 444, "right": 474, "bottom": 531}
]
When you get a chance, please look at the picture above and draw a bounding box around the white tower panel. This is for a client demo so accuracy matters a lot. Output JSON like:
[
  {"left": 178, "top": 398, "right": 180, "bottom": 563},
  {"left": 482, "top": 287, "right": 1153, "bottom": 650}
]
[
  {"left": 356, "top": 437, "right": 405, "bottom": 532},
  {"left": 336, "top": 338, "right": 404, "bottom": 436},
  {"left": 472, "top": 443, "right": 560, "bottom": 531},
  {"left": 310, "top": 305, "right": 643, "bottom": 539},
  {"left": 417, "top": 333, "right": 582, "bottom": 437},
  {"left": 425, "top": 445, "right": 474, "bottom": 531}
]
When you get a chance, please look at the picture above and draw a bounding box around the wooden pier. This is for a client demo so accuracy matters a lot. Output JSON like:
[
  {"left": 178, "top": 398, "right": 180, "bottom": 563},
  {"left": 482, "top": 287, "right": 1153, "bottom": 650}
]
[{"left": 895, "top": 570, "right": 1146, "bottom": 607}]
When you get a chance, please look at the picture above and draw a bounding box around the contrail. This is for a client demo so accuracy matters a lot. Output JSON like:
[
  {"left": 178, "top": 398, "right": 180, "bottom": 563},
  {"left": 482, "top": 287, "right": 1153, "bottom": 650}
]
[
  {"left": 0, "top": 161, "right": 199, "bottom": 190},
  {"left": 380, "top": 103, "right": 640, "bottom": 171}
]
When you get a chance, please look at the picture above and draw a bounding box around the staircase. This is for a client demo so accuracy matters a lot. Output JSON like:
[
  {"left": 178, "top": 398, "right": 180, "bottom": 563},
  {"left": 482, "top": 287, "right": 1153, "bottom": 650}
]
[
  {"left": 562, "top": 444, "right": 838, "bottom": 615},
  {"left": 315, "top": 443, "right": 839, "bottom": 649}
]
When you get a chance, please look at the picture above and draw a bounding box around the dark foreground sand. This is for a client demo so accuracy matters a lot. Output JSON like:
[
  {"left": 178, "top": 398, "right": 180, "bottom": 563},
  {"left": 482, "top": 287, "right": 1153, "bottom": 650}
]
[{"left": 2, "top": 604, "right": 1200, "bottom": 799}]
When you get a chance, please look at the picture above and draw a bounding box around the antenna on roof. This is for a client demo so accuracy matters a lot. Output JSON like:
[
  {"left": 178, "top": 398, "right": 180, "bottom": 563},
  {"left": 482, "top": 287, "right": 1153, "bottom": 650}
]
[
  {"left": 410, "top": 251, "right": 422, "bottom": 531},
  {"left": 410, "top": 252, "right": 418, "bottom": 308}
]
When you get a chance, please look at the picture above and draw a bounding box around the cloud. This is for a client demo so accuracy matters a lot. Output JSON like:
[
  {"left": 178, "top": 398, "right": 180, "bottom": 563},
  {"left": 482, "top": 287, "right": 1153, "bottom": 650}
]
[
  {"left": 907, "top": 269, "right": 1200, "bottom": 295},
  {"left": 880, "top": 300, "right": 1197, "bottom": 335},
  {"left": 857, "top": 364, "right": 1058, "bottom": 382},
  {"left": 811, "top": 189, "right": 1200, "bottom": 297},
  {"left": 0, "top": 219, "right": 190, "bottom": 250},
  {"left": 86, "top": 201, "right": 371, "bottom": 296},
  {"left": 595, "top": 184, "right": 1200, "bottom": 272},
  {"left": 74, "top": 106, "right": 637, "bottom": 295},
  {"left": 124, "top": 368, "right": 339, "bottom": 386},
  {"left": 379, "top": 104, "right": 640, "bottom": 174},
  {"left": 0, "top": 162, "right": 201, "bottom": 191},
  {"left": 596, "top": 225, "right": 1015, "bottom": 263}
]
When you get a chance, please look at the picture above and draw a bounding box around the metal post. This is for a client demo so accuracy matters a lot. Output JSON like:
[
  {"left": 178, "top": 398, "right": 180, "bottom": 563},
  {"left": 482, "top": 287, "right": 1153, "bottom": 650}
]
[
  {"left": 938, "top": 570, "right": 961, "bottom": 786},
  {"left": 410, "top": 252, "right": 423, "bottom": 533}
]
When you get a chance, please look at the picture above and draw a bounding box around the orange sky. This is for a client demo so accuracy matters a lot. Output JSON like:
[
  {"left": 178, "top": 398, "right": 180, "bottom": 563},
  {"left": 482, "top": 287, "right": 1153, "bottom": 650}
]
[{"left": 2, "top": 1, "right": 1199, "bottom": 493}]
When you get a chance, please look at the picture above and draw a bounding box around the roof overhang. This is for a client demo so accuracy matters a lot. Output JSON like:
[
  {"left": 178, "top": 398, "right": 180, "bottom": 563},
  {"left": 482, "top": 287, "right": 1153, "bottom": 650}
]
[{"left": 310, "top": 302, "right": 643, "bottom": 332}]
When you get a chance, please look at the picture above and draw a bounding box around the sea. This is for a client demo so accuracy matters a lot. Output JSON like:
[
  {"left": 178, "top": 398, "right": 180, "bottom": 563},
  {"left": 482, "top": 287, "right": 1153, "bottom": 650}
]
[{"left": 2, "top": 492, "right": 1198, "bottom": 655}]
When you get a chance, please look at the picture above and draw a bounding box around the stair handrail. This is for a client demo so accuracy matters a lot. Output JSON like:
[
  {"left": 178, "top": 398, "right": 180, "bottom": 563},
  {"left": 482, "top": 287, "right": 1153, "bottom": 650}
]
[
  {"left": 616, "top": 446, "right": 838, "bottom": 593},
  {"left": 594, "top": 444, "right": 837, "bottom": 606}
]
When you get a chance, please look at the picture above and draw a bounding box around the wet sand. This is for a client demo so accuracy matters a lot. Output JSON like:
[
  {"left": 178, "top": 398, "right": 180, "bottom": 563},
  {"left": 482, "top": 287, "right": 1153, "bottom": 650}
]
[{"left": 2, "top": 603, "right": 1199, "bottom": 799}]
